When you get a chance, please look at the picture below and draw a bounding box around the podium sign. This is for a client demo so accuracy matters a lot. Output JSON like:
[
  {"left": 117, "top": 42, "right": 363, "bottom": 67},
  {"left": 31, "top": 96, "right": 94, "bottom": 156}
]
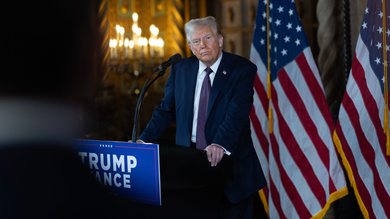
[{"left": 74, "top": 139, "right": 161, "bottom": 206}]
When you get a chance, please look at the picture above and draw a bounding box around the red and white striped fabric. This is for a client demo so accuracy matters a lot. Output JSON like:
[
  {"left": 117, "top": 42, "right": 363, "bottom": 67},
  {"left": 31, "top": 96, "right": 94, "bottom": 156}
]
[
  {"left": 250, "top": 0, "right": 347, "bottom": 218},
  {"left": 334, "top": 0, "right": 390, "bottom": 218}
]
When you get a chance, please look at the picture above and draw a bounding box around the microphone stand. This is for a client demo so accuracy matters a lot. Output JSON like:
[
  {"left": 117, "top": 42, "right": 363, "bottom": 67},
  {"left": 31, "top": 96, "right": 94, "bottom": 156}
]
[{"left": 131, "top": 67, "right": 167, "bottom": 142}]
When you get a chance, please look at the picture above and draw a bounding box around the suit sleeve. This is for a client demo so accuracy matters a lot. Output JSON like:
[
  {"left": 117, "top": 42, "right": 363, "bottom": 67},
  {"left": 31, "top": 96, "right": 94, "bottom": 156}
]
[
  {"left": 139, "top": 66, "right": 176, "bottom": 143},
  {"left": 212, "top": 61, "right": 256, "bottom": 154}
]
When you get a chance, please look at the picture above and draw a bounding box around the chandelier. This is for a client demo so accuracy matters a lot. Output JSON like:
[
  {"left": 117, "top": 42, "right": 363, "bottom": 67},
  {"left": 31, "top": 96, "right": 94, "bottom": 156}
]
[{"left": 108, "top": 12, "right": 164, "bottom": 76}]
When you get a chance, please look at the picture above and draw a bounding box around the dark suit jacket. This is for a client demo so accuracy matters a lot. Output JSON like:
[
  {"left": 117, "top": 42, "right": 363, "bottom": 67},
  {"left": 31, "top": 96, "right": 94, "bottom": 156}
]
[{"left": 140, "top": 51, "right": 266, "bottom": 203}]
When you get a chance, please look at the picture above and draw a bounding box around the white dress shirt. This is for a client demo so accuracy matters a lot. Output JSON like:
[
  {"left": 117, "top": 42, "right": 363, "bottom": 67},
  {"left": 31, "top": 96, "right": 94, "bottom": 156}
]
[
  {"left": 191, "top": 54, "right": 222, "bottom": 143},
  {"left": 190, "top": 53, "right": 231, "bottom": 155}
]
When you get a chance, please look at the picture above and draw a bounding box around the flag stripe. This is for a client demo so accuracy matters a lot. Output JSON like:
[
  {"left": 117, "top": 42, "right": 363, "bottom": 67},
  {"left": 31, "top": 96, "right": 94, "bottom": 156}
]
[
  {"left": 269, "top": 133, "right": 303, "bottom": 218},
  {"left": 250, "top": 44, "right": 268, "bottom": 88},
  {"left": 296, "top": 52, "right": 335, "bottom": 131},
  {"left": 353, "top": 53, "right": 389, "bottom": 163},
  {"left": 253, "top": 74, "right": 269, "bottom": 117},
  {"left": 355, "top": 40, "right": 390, "bottom": 160},
  {"left": 335, "top": 5, "right": 390, "bottom": 216},
  {"left": 343, "top": 86, "right": 381, "bottom": 211},
  {"left": 294, "top": 53, "right": 339, "bottom": 193},
  {"left": 274, "top": 67, "right": 332, "bottom": 182},
  {"left": 250, "top": 106, "right": 269, "bottom": 163},
  {"left": 338, "top": 98, "right": 389, "bottom": 218},
  {"left": 250, "top": 1, "right": 347, "bottom": 218},
  {"left": 251, "top": 77, "right": 270, "bottom": 169},
  {"left": 354, "top": 35, "right": 387, "bottom": 123},
  {"left": 271, "top": 85, "right": 321, "bottom": 217},
  {"left": 354, "top": 36, "right": 390, "bottom": 175},
  {"left": 276, "top": 67, "right": 328, "bottom": 206},
  {"left": 340, "top": 52, "right": 390, "bottom": 218},
  {"left": 334, "top": 124, "right": 374, "bottom": 218},
  {"left": 269, "top": 176, "right": 286, "bottom": 219}
]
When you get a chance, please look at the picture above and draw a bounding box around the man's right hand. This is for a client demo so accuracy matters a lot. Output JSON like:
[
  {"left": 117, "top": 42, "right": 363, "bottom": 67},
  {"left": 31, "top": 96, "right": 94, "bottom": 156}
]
[
  {"left": 128, "top": 139, "right": 149, "bottom": 144},
  {"left": 136, "top": 139, "right": 145, "bottom": 144},
  {"left": 205, "top": 144, "right": 225, "bottom": 167}
]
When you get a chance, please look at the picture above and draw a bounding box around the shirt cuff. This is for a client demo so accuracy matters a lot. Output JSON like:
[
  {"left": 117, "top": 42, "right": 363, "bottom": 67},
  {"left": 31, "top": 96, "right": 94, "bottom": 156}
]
[{"left": 213, "top": 143, "right": 231, "bottom": 156}]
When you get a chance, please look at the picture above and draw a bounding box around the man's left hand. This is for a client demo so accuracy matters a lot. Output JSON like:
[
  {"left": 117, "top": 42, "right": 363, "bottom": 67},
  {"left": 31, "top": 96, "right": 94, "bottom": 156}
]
[{"left": 205, "top": 144, "right": 224, "bottom": 167}]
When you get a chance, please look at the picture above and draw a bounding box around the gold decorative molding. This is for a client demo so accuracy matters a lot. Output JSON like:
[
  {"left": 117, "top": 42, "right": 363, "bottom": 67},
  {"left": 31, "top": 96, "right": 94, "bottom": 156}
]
[
  {"left": 199, "top": 0, "right": 207, "bottom": 17},
  {"left": 167, "top": 0, "right": 186, "bottom": 57},
  {"left": 99, "top": 0, "right": 110, "bottom": 82}
]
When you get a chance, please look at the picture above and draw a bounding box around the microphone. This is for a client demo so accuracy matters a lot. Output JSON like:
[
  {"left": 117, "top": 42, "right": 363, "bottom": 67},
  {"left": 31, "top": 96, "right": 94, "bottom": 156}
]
[
  {"left": 131, "top": 53, "right": 182, "bottom": 142},
  {"left": 153, "top": 53, "right": 182, "bottom": 73}
]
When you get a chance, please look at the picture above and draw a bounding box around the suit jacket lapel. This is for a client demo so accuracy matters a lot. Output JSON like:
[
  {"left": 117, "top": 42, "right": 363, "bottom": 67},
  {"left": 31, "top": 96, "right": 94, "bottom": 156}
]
[
  {"left": 185, "top": 58, "right": 199, "bottom": 128},
  {"left": 207, "top": 53, "right": 229, "bottom": 117},
  {"left": 187, "top": 59, "right": 199, "bottom": 106}
]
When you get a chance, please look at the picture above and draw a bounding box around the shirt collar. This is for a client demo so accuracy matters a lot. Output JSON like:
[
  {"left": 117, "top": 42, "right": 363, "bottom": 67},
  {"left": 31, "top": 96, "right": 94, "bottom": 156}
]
[{"left": 199, "top": 52, "right": 223, "bottom": 73}]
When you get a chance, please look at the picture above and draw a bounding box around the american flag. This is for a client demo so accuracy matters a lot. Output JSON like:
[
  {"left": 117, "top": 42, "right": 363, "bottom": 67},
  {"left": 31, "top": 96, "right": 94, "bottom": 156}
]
[
  {"left": 334, "top": 0, "right": 390, "bottom": 218},
  {"left": 249, "top": 0, "right": 347, "bottom": 218}
]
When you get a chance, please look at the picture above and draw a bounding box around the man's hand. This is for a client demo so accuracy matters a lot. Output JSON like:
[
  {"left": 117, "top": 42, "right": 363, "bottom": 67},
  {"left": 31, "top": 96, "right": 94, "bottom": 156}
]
[
  {"left": 205, "top": 144, "right": 224, "bottom": 167},
  {"left": 136, "top": 139, "right": 146, "bottom": 144},
  {"left": 128, "top": 139, "right": 146, "bottom": 144}
]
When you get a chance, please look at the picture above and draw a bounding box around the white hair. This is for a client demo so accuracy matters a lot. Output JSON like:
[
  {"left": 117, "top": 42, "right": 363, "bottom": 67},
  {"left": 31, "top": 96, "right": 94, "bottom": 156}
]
[{"left": 184, "top": 16, "right": 221, "bottom": 42}]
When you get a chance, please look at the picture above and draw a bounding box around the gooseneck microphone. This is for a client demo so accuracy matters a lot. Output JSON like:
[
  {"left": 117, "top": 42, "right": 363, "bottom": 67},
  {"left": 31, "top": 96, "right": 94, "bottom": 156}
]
[
  {"left": 153, "top": 53, "right": 182, "bottom": 74},
  {"left": 131, "top": 53, "right": 182, "bottom": 142}
]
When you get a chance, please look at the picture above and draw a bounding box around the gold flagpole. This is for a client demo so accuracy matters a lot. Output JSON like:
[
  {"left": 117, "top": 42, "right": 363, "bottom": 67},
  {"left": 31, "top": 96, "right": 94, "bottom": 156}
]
[
  {"left": 261, "top": 1, "right": 272, "bottom": 216},
  {"left": 381, "top": 0, "right": 390, "bottom": 155},
  {"left": 266, "top": 0, "right": 273, "bottom": 134}
]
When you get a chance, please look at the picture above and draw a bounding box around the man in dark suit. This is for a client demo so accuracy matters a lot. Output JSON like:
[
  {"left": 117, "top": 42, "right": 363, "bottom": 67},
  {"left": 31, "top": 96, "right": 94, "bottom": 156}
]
[{"left": 139, "top": 16, "right": 266, "bottom": 218}]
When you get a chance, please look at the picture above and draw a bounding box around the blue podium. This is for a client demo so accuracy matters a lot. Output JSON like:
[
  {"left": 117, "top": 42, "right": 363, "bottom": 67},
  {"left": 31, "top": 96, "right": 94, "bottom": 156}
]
[
  {"left": 0, "top": 139, "right": 233, "bottom": 218},
  {"left": 74, "top": 139, "right": 161, "bottom": 206}
]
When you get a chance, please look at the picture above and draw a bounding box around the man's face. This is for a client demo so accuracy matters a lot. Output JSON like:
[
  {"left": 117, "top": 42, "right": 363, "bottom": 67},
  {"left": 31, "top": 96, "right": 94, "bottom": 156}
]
[{"left": 189, "top": 25, "right": 223, "bottom": 66}]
